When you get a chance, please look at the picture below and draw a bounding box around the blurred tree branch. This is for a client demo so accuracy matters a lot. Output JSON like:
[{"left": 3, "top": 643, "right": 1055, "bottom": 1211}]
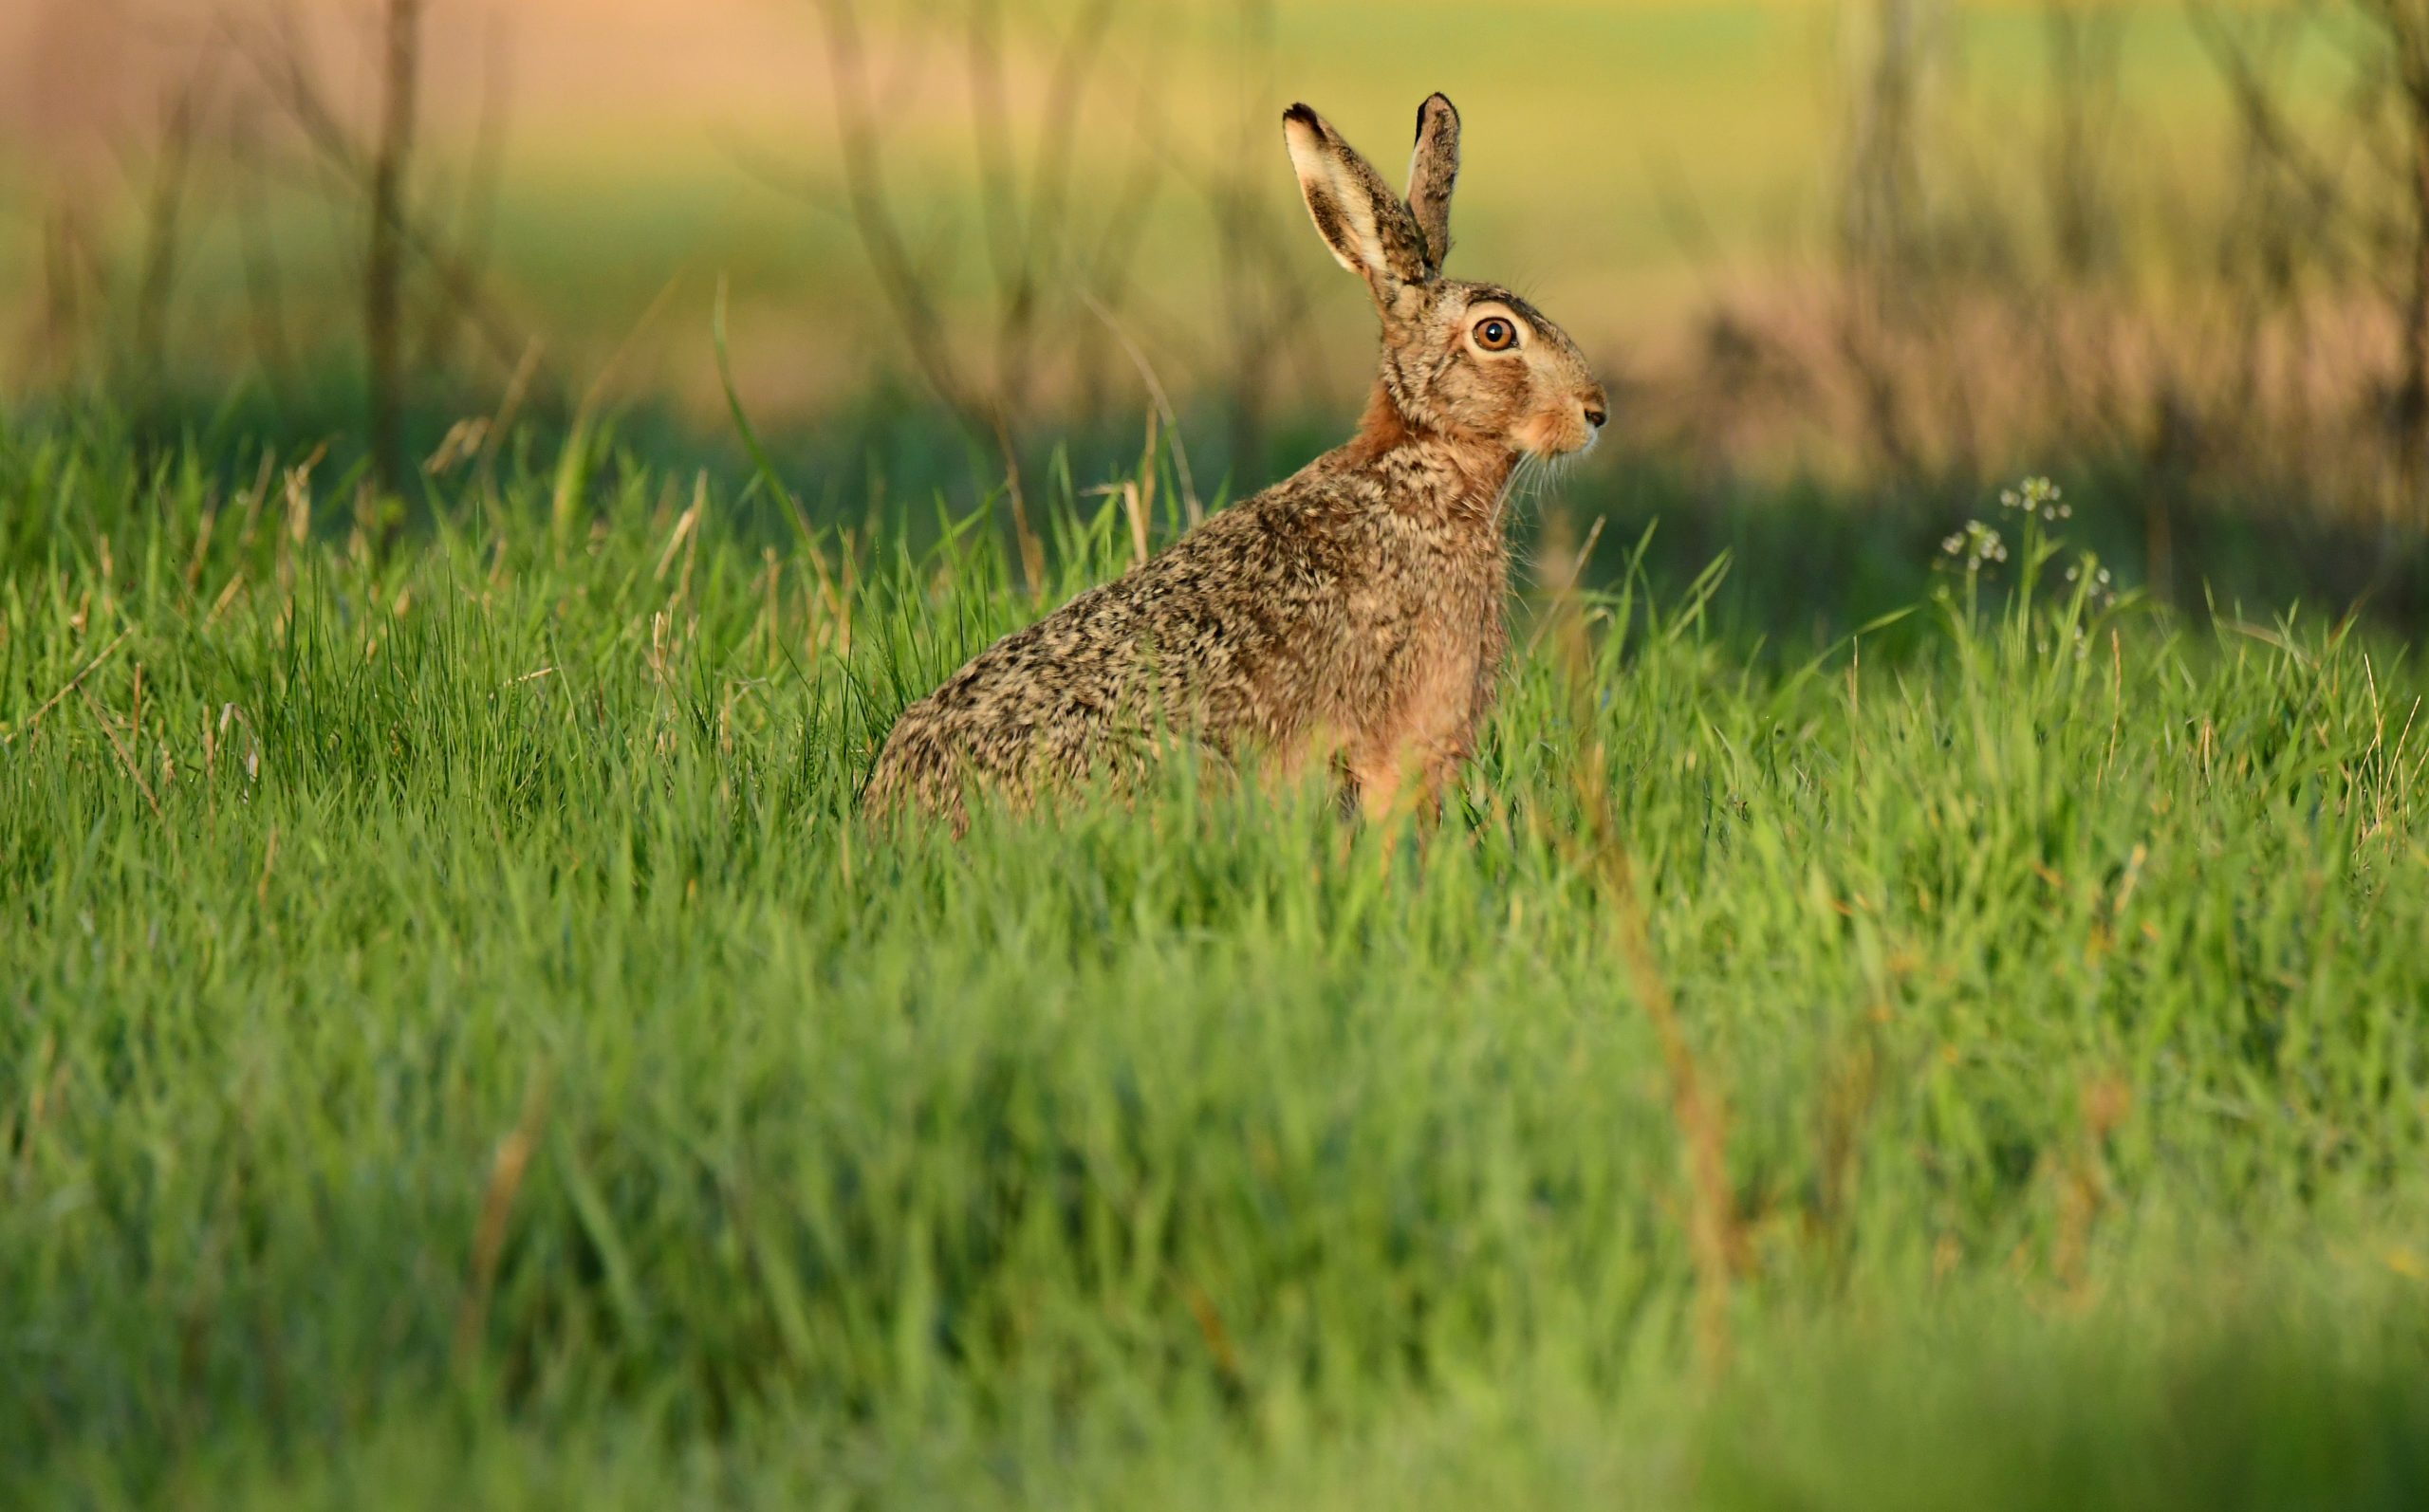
[
  {"left": 364, "top": 0, "right": 424, "bottom": 488},
  {"left": 130, "top": 65, "right": 217, "bottom": 404},
  {"left": 807, "top": 0, "right": 1029, "bottom": 585},
  {"left": 228, "top": 2, "right": 542, "bottom": 418}
]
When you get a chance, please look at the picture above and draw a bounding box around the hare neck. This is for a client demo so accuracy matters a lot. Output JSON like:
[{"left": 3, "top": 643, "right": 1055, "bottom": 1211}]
[{"left": 1344, "top": 381, "right": 1518, "bottom": 526}]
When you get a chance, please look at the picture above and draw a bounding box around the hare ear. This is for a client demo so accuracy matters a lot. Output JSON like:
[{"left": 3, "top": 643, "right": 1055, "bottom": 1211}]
[
  {"left": 1405, "top": 93, "right": 1459, "bottom": 273},
  {"left": 1284, "top": 102, "right": 1433, "bottom": 297}
]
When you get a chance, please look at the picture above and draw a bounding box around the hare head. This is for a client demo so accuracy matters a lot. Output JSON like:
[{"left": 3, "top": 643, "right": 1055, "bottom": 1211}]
[{"left": 1284, "top": 95, "right": 1607, "bottom": 460}]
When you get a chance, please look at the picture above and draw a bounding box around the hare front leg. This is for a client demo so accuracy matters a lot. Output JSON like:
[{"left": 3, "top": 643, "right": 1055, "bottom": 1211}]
[{"left": 1347, "top": 736, "right": 1459, "bottom": 831}]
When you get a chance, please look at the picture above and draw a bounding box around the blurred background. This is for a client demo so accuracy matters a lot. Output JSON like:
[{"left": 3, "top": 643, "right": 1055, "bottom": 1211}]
[{"left": 6, "top": 0, "right": 2427, "bottom": 628}]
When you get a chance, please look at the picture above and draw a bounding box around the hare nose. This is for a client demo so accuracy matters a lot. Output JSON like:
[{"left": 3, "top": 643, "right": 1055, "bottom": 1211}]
[{"left": 1582, "top": 397, "right": 1608, "bottom": 429}]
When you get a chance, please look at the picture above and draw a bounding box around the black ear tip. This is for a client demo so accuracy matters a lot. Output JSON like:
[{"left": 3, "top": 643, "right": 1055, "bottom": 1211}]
[{"left": 1284, "top": 102, "right": 1321, "bottom": 129}]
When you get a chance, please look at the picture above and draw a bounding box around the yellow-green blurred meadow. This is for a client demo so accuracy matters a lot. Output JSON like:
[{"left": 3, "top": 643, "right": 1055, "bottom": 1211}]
[{"left": 0, "top": 1, "right": 2362, "bottom": 426}]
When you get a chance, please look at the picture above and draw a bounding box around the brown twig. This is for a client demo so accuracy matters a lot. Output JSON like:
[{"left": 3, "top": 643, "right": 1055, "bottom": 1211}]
[
  {"left": 1543, "top": 558, "right": 1738, "bottom": 1379},
  {"left": 14, "top": 628, "right": 135, "bottom": 746},
  {"left": 454, "top": 1066, "right": 553, "bottom": 1371},
  {"left": 1580, "top": 783, "right": 1738, "bottom": 1380},
  {"left": 78, "top": 683, "right": 167, "bottom": 826},
  {"left": 1080, "top": 289, "right": 1200, "bottom": 522}
]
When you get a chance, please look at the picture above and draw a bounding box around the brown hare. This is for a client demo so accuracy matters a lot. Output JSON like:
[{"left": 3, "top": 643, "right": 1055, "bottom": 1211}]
[{"left": 865, "top": 94, "right": 1606, "bottom": 829}]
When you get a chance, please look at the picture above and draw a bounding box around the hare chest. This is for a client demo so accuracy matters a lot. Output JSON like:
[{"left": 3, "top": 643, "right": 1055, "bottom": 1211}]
[{"left": 1342, "top": 542, "right": 1507, "bottom": 814}]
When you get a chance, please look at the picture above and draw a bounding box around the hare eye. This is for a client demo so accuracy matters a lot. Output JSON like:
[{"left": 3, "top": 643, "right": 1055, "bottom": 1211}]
[{"left": 1474, "top": 317, "right": 1517, "bottom": 352}]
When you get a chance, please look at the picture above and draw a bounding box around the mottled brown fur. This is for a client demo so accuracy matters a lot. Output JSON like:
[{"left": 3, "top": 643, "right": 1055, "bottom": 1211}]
[{"left": 864, "top": 94, "right": 1606, "bottom": 830}]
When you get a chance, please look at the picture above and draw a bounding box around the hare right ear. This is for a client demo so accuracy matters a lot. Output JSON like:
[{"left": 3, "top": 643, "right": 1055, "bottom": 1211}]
[
  {"left": 1405, "top": 93, "right": 1459, "bottom": 274},
  {"left": 1284, "top": 102, "right": 1434, "bottom": 298}
]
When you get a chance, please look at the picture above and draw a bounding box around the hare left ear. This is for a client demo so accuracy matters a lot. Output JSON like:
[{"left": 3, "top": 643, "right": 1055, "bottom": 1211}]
[
  {"left": 1284, "top": 102, "right": 1434, "bottom": 297},
  {"left": 1405, "top": 93, "right": 1459, "bottom": 274}
]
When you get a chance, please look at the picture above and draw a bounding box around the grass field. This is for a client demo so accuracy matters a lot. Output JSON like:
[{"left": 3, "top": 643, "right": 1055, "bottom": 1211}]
[
  {"left": 4, "top": 415, "right": 2427, "bottom": 1506},
  {"left": 14, "top": 407, "right": 2429, "bottom": 1504}
]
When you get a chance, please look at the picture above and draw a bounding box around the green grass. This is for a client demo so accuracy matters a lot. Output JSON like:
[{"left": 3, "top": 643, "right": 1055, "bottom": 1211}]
[{"left": 4, "top": 416, "right": 2428, "bottom": 1508}]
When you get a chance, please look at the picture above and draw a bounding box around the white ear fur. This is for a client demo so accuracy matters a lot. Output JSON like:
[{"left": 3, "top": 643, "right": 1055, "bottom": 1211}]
[{"left": 1285, "top": 107, "right": 1389, "bottom": 282}]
